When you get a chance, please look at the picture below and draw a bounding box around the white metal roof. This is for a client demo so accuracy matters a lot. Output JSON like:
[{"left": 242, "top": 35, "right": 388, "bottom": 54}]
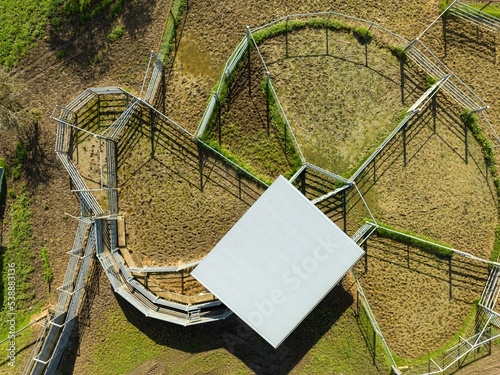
[{"left": 191, "top": 175, "right": 364, "bottom": 348}]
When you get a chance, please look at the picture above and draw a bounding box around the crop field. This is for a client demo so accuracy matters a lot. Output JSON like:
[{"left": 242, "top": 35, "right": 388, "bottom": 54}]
[{"left": 0, "top": 0, "right": 499, "bottom": 375}]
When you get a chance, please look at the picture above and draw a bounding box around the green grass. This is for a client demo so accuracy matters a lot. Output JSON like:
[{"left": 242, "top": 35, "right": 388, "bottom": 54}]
[
  {"left": 0, "top": 0, "right": 56, "bottom": 68},
  {"left": 0, "top": 185, "right": 38, "bottom": 341},
  {"left": 198, "top": 68, "right": 302, "bottom": 185},
  {"left": 467, "top": 3, "right": 500, "bottom": 18},
  {"left": 439, "top": 0, "right": 451, "bottom": 14},
  {"left": 84, "top": 309, "right": 252, "bottom": 375},
  {"left": 107, "top": 24, "right": 124, "bottom": 42},
  {"left": 369, "top": 220, "right": 454, "bottom": 258},
  {"left": 11, "top": 141, "right": 28, "bottom": 180},
  {"left": 298, "top": 308, "right": 388, "bottom": 374},
  {"left": 441, "top": 1, "right": 500, "bottom": 18},
  {"left": 201, "top": 138, "right": 273, "bottom": 186},
  {"left": 158, "top": 0, "right": 185, "bottom": 63},
  {"left": 0, "top": 0, "right": 126, "bottom": 68},
  {"left": 353, "top": 26, "right": 373, "bottom": 45},
  {"left": 425, "top": 75, "right": 437, "bottom": 89},
  {"left": 263, "top": 77, "right": 304, "bottom": 174},
  {"left": 460, "top": 110, "right": 500, "bottom": 264},
  {"left": 389, "top": 44, "right": 408, "bottom": 62},
  {"left": 0, "top": 158, "right": 6, "bottom": 204},
  {"left": 63, "top": 0, "right": 125, "bottom": 21},
  {"left": 40, "top": 247, "right": 53, "bottom": 285},
  {"left": 252, "top": 17, "right": 352, "bottom": 45}
]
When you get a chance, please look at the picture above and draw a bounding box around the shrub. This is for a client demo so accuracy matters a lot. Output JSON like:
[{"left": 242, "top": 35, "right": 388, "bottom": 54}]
[
  {"left": 51, "top": 17, "right": 62, "bottom": 28},
  {"left": 353, "top": 26, "right": 373, "bottom": 45},
  {"left": 461, "top": 110, "right": 495, "bottom": 173},
  {"left": 158, "top": 0, "right": 186, "bottom": 63},
  {"left": 389, "top": 44, "right": 408, "bottom": 62},
  {"left": 7, "top": 189, "right": 16, "bottom": 199},
  {"left": 425, "top": 75, "right": 437, "bottom": 89},
  {"left": 11, "top": 141, "right": 28, "bottom": 180},
  {"left": 439, "top": 0, "right": 450, "bottom": 13},
  {"left": 0, "top": 157, "right": 8, "bottom": 175},
  {"left": 108, "top": 25, "right": 124, "bottom": 42},
  {"left": 56, "top": 49, "right": 67, "bottom": 59}
]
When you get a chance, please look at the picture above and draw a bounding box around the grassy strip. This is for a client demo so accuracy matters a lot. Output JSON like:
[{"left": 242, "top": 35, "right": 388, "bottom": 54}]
[
  {"left": 357, "top": 299, "right": 394, "bottom": 371},
  {"left": 440, "top": 1, "right": 500, "bottom": 18},
  {"left": 465, "top": 3, "right": 500, "bottom": 18},
  {"left": 252, "top": 17, "right": 359, "bottom": 46},
  {"left": 158, "top": 0, "right": 185, "bottom": 63},
  {"left": 0, "top": 159, "right": 6, "bottom": 205},
  {"left": 389, "top": 44, "right": 408, "bottom": 62},
  {"left": 461, "top": 111, "right": 500, "bottom": 264},
  {"left": 0, "top": 185, "right": 35, "bottom": 338},
  {"left": 262, "top": 78, "right": 303, "bottom": 176},
  {"left": 200, "top": 139, "right": 273, "bottom": 186},
  {"left": 369, "top": 220, "right": 454, "bottom": 258}
]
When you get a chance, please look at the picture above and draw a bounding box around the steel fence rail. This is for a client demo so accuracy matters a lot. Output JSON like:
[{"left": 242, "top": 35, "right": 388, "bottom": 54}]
[
  {"left": 249, "top": 11, "right": 410, "bottom": 44},
  {"left": 267, "top": 79, "right": 306, "bottom": 163},
  {"left": 352, "top": 270, "right": 401, "bottom": 375},
  {"left": 450, "top": 2, "right": 500, "bottom": 32}
]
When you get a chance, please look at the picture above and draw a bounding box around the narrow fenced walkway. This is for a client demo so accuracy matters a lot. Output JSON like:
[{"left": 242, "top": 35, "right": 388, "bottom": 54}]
[{"left": 450, "top": 2, "right": 500, "bottom": 32}]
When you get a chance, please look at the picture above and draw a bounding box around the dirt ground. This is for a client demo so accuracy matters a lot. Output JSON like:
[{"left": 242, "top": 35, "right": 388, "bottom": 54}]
[
  {"left": 355, "top": 236, "right": 489, "bottom": 359},
  {"left": 164, "top": 0, "right": 443, "bottom": 133},
  {"left": 252, "top": 22, "right": 498, "bottom": 359},
  {"left": 1, "top": 0, "right": 499, "bottom": 373},
  {"left": 258, "top": 28, "right": 406, "bottom": 175},
  {"left": 118, "top": 137, "right": 259, "bottom": 266}
]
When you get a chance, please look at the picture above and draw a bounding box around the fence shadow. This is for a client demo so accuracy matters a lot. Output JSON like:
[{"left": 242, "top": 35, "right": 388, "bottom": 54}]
[
  {"left": 442, "top": 17, "right": 497, "bottom": 64},
  {"left": 358, "top": 236, "right": 489, "bottom": 301},
  {"left": 352, "top": 92, "right": 491, "bottom": 206},
  {"left": 56, "top": 261, "right": 102, "bottom": 375},
  {"left": 113, "top": 282, "right": 352, "bottom": 375}
]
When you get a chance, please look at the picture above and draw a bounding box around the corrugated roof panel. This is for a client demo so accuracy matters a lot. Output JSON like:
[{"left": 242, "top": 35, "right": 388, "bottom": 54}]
[{"left": 192, "top": 175, "right": 364, "bottom": 348}]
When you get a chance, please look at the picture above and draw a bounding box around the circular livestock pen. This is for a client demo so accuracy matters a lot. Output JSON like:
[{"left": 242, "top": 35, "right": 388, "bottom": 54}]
[{"left": 25, "top": 6, "right": 500, "bottom": 375}]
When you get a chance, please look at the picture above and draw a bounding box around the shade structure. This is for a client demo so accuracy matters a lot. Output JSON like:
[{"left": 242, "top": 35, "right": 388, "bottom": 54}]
[{"left": 192, "top": 175, "right": 364, "bottom": 348}]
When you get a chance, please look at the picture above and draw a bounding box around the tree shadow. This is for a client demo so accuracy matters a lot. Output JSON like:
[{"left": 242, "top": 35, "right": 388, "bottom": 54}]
[
  {"left": 45, "top": 0, "right": 156, "bottom": 73},
  {"left": 20, "top": 121, "right": 58, "bottom": 192}
]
